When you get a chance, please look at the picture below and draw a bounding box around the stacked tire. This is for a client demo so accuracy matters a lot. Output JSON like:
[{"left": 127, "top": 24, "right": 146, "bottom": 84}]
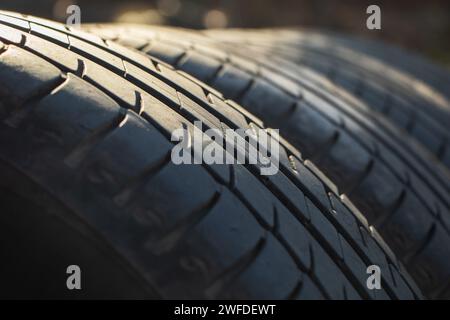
[{"left": 0, "top": 11, "right": 448, "bottom": 299}]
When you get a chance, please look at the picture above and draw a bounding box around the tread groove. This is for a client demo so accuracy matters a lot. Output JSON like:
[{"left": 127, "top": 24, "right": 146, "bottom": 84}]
[
  {"left": 147, "top": 190, "right": 222, "bottom": 255},
  {"left": 234, "top": 77, "right": 255, "bottom": 102},
  {"left": 3, "top": 74, "right": 67, "bottom": 127},
  {"left": 113, "top": 152, "right": 172, "bottom": 207},
  {"left": 286, "top": 280, "right": 303, "bottom": 300},
  {"left": 309, "top": 130, "right": 340, "bottom": 162},
  {"left": 405, "top": 223, "right": 436, "bottom": 264},
  {"left": 374, "top": 188, "right": 407, "bottom": 229},
  {"left": 64, "top": 108, "right": 128, "bottom": 168},
  {"left": 344, "top": 158, "right": 374, "bottom": 196},
  {"left": 204, "top": 237, "right": 266, "bottom": 299}
]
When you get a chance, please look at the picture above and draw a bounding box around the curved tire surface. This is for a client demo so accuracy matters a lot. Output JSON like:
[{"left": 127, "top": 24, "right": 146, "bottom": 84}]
[
  {"left": 85, "top": 24, "right": 450, "bottom": 298},
  {"left": 0, "top": 12, "right": 422, "bottom": 299}
]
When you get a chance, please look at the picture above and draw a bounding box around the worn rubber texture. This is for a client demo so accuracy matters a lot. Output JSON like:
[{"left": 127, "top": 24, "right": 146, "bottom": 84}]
[
  {"left": 0, "top": 12, "right": 422, "bottom": 299},
  {"left": 84, "top": 25, "right": 450, "bottom": 299},
  {"left": 229, "top": 29, "right": 450, "bottom": 101},
  {"left": 204, "top": 29, "right": 450, "bottom": 170}
]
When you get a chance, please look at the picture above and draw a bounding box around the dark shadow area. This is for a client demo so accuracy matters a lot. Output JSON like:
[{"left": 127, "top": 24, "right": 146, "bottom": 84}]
[{"left": 0, "top": 166, "right": 155, "bottom": 299}]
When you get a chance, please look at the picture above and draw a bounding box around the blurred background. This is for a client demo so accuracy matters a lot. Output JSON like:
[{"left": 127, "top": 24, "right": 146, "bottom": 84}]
[{"left": 1, "top": 0, "right": 449, "bottom": 66}]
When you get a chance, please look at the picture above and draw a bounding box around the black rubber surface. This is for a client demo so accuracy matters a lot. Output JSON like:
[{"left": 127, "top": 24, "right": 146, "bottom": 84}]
[
  {"left": 84, "top": 25, "right": 450, "bottom": 299},
  {"left": 0, "top": 12, "right": 422, "bottom": 299},
  {"left": 243, "top": 29, "right": 450, "bottom": 102},
  {"left": 205, "top": 29, "right": 450, "bottom": 169}
]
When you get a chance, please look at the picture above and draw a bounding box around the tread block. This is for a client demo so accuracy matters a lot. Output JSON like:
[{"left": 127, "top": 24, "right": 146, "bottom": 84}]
[
  {"left": 294, "top": 158, "right": 332, "bottom": 211},
  {"left": 194, "top": 43, "right": 228, "bottom": 61},
  {"left": 24, "top": 32, "right": 79, "bottom": 72},
  {"left": 207, "top": 93, "right": 249, "bottom": 130},
  {"left": 124, "top": 60, "right": 179, "bottom": 106},
  {"left": 383, "top": 193, "right": 433, "bottom": 259},
  {"left": 0, "top": 46, "right": 61, "bottom": 106},
  {"left": 211, "top": 63, "right": 254, "bottom": 100},
  {"left": 145, "top": 40, "right": 186, "bottom": 65},
  {"left": 139, "top": 188, "right": 264, "bottom": 298},
  {"left": 178, "top": 50, "right": 222, "bottom": 81},
  {"left": 266, "top": 172, "right": 310, "bottom": 222},
  {"left": 229, "top": 54, "right": 259, "bottom": 74},
  {"left": 0, "top": 23, "right": 27, "bottom": 44},
  {"left": 295, "top": 275, "right": 324, "bottom": 300},
  {"left": 329, "top": 193, "right": 366, "bottom": 249},
  {"left": 333, "top": 71, "right": 361, "bottom": 94},
  {"left": 32, "top": 74, "right": 121, "bottom": 149},
  {"left": 317, "top": 132, "right": 372, "bottom": 189},
  {"left": 30, "top": 22, "right": 69, "bottom": 46},
  {"left": 359, "top": 227, "right": 396, "bottom": 290},
  {"left": 68, "top": 35, "right": 125, "bottom": 73},
  {"left": 309, "top": 238, "right": 349, "bottom": 300},
  {"left": 81, "top": 111, "right": 172, "bottom": 195},
  {"left": 351, "top": 161, "right": 403, "bottom": 222},
  {"left": 276, "top": 202, "right": 312, "bottom": 269},
  {"left": 177, "top": 91, "right": 222, "bottom": 130},
  {"left": 283, "top": 102, "right": 337, "bottom": 157},
  {"left": 260, "top": 68, "right": 303, "bottom": 98},
  {"left": 306, "top": 198, "right": 343, "bottom": 259},
  {"left": 222, "top": 234, "right": 300, "bottom": 299},
  {"left": 115, "top": 35, "right": 149, "bottom": 50},
  {"left": 240, "top": 78, "right": 296, "bottom": 120},
  {"left": 84, "top": 59, "right": 141, "bottom": 109},
  {"left": 232, "top": 165, "right": 275, "bottom": 228},
  {"left": 410, "top": 121, "right": 443, "bottom": 155},
  {"left": 387, "top": 97, "right": 411, "bottom": 129},
  {"left": 107, "top": 39, "right": 159, "bottom": 74},
  {"left": 0, "top": 14, "right": 30, "bottom": 30},
  {"left": 390, "top": 264, "right": 415, "bottom": 300},
  {"left": 138, "top": 162, "right": 219, "bottom": 235},
  {"left": 408, "top": 225, "right": 450, "bottom": 297},
  {"left": 339, "top": 235, "right": 373, "bottom": 298},
  {"left": 157, "top": 63, "right": 208, "bottom": 102}
]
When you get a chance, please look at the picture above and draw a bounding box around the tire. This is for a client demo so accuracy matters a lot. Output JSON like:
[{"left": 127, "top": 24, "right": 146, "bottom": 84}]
[
  {"left": 250, "top": 30, "right": 450, "bottom": 101},
  {"left": 0, "top": 11, "right": 420, "bottom": 299},
  {"left": 205, "top": 29, "right": 450, "bottom": 169},
  {"left": 85, "top": 25, "right": 450, "bottom": 299}
]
